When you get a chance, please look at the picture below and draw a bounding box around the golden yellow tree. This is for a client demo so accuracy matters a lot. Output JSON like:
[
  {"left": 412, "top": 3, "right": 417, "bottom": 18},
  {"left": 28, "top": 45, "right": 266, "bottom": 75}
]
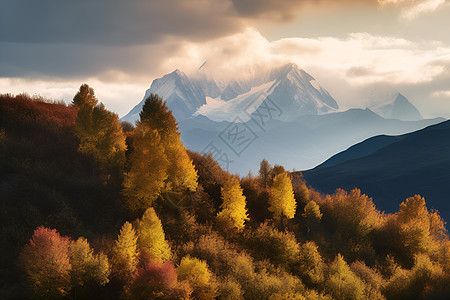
[
  {"left": 138, "top": 93, "right": 198, "bottom": 192},
  {"left": 123, "top": 125, "right": 168, "bottom": 212},
  {"left": 73, "top": 84, "right": 126, "bottom": 175},
  {"left": 177, "top": 256, "right": 218, "bottom": 299},
  {"left": 326, "top": 254, "right": 365, "bottom": 300},
  {"left": 297, "top": 241, "right": 325, "bottom": 287},
  {"left": 136, "top": 207, "right": 171, "bottom": 262},
  {"left": 69, "top": 237, "right": 110, "bottom": 288},
  {"left": 217, "top": 177, "right": 249, "bottom": 229},
  {"left": 395, "top": 195, "right": 439, "bottom": 265},
  {"left": 112, "top": 222, "right": 138, "bottom": 281},
  {"left": 268, "top": 172, "right": 296, "bottom": 224}
]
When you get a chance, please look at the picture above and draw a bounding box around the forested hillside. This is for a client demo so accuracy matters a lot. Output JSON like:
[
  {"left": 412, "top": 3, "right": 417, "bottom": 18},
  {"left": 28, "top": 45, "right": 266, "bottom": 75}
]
[{"left": 1, "top": 90, "right": 450, "bottom": 299}]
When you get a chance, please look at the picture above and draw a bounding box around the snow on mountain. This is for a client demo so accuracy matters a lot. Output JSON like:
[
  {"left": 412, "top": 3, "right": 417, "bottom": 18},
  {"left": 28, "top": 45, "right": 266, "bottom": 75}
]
[
  {"left": 121, "top": 62, "right": 422, "bottom": 127},
  {"left": 194, "top": 80, "right": 277, "bottom": 122},
  {"left": 194, "top": 63, "right": 339, "bottom": 122},
  {"left": 121, "top": 69, "right": 207, "bottom": 124},
  {"left": 122, "top": 63, "right": 339, "bottom": 124}
]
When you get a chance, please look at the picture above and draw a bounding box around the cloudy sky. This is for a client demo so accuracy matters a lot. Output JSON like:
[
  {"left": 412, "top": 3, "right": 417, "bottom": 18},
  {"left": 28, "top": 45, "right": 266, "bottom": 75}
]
[{"left": 1, "top": 0, "right": 450, "bottom": 118}]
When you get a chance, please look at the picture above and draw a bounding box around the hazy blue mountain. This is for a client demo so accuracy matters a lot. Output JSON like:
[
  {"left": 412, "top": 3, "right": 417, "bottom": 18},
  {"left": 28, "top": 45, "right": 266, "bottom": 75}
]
[
  {"left": 361, "top": 85, "right": 423, "bottom": 121},
  {"left": 121, "top": 63, "right": 438, "bottom": 175},
  {"left": 302, "top": 119, "right": 450, "bottom": 220},
  {"left": 178, "top": 109, "right": 444, "bottom": 174}
]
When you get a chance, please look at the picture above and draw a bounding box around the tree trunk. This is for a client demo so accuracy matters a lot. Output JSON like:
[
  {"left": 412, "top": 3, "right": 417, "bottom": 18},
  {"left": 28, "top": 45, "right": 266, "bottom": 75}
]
[{"left": 307, "top": 221, "right": 310, "bottom": 240}]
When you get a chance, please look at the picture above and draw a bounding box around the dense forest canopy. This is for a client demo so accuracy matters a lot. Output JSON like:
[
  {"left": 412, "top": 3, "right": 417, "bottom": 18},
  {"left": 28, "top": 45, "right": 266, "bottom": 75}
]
[{"left": 1, "top": 91, "right": 450, "bottom": 299}]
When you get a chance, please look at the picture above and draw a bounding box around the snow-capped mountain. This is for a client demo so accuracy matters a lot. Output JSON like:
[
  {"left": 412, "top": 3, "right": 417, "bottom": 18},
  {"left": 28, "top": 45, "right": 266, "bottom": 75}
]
[
  {"left": 122, "top": 63, "right": 339, "bottom": 124},
  {"left": 120, "top": 62, "right": 439, "bottom": 175},
  {"left": 121, "top": 69, "right": 209, "bottom": 124}
]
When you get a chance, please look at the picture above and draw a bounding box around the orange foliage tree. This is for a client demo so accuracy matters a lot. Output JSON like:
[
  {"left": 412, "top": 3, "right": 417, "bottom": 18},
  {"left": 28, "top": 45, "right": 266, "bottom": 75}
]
[{"left": 20, "top": 227, "right": 72, "bottom": 298}]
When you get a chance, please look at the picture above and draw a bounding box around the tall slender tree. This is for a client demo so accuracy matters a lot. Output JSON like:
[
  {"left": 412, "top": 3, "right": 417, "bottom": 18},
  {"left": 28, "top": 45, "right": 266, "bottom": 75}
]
[
  {"left": 136, "top": 207, "right": 171, "bottom": 262},
  {"left": 217, "top": 177, "right": 249, "bottom": 229},
  {"left": 302, "top": 200, "right": 322, "bottom": 239},
  {"left": 268, "top": 172, "right": 297, "bottom": 228},
  {"left": 259, "top": 159, "right": 272, "bottom": 188},
  {"left": 123, "top": 126, "right": 168, "bottom": 212},
  {"left": 69, "top": 237, "right": 110, "bottom": 289},
  {"left": 112, "top": 222, "right": 138, "bottom": 281},
  {"left": 138, "top": 94, "right": 198, "bottom": 192},
  {"left": 73, "top": 84, "right": 126, "bottom": 176}
]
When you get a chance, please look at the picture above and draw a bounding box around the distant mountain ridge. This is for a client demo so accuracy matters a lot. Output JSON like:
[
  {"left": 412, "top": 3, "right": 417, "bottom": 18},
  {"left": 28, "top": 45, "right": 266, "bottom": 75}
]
[
  {"left": 302, "top": 119, "right": 450, "bottom": 220},
  {"left": 122, "top": 63, "right": 340, "bottom": 124},
  {"left": 178, "top": 109, "right": 443, "bottom": 174},
  {"left": 120, "top": 62, "right": 437, "bottom": 174}
]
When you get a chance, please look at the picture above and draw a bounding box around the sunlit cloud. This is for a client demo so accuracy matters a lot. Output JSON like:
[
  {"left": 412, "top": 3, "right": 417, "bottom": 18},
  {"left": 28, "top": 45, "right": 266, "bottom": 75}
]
[
  {"left": 168, "top": 28, "right": 449, "bottom": 86},
  {"left": 379, "top": 0, "right": 447, "bottom": 20},
  {"left": 432, "top": 90, "right": 450, "bottom": 98},
  {"left": 402, "top": 0, "right": 446, "bottom": 20}
]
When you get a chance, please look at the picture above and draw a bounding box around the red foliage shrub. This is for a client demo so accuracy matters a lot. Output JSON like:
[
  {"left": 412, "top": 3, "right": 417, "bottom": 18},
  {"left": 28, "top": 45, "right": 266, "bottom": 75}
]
[
  {"left": 125, "top": 260, "right": 191, "bottom": 299},
  {"left": 20, "top": 226, "right": 72, "bottom": 298}
]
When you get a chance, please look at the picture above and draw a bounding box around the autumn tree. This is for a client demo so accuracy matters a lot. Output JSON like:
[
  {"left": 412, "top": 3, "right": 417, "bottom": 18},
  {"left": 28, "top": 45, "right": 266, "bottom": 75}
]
[
  {"left": 323, "top": 188, "right": 382, "bottom": 260},
  {"left": 123, "top": 126, "right": 168, "bottom": 212},
  {"left": 136, "top": 207, "right": 171, "bottom": 262},
  {"left": 251, "top": 222, "right": 300, "bottom": 267},
  {"left": 291, "top": 172, "right": 310, "bottom": 207},
  {"left": 326, "top": 254, "right": 365, "bottom": 300},
  {"left": 259, "top": 159, "right": 272, "bottom": 188},
  {"left": 125, "top": 260, "right": 192, "bottom": 300},
  {"left": 217, "top": 176, "right": 249, "bottom": 230},
  {"left": 73, "top": 84, "right": 126, "bottom": 176},
  {"left": 271, "top": 164, "right": 286, "bottom": 181},
  {"left": 138, "top": 94, "right": 198, "bottom": 192},
  {"left": 381, "top": 195, "right": 446, "bottom": 267},
  {"left": 302, "top": 200, "right": 322, "bottom": 239},
  {"left": 296, "top": 241, "right": 325, "bottom": 287},
  {"left": 72, "top": 83, "right": 98, "bottom": 109},
  {"left": 20, "top": 227, "right": 72, "bottom": 298},
  {"left": 349, "top": 261, "right": 385, "bottom": 300},
  {"left": 177, "top": 256, "right": 218, "bottom": 299},
  {"left": 268, "top": 172, "right": 296, "bottom": 228},
  {"left": 112, "top": 222, "right": 138, "bottom": 281},
  {"left": 69, "top": 237, "right": 110, "bottom": 289}
]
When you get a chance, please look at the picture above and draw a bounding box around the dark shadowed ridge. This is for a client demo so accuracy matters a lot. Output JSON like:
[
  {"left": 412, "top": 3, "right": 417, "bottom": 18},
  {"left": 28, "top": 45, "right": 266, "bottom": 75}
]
[{"left": 301, "top": 119, "right": 450, "bottom": 221}]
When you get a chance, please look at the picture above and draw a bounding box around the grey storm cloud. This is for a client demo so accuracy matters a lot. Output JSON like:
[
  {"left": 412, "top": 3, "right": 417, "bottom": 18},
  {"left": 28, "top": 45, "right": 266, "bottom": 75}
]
[
  {"left": 0, "top": 0, "right": 245, "bottom": 46},
  {"left": 0, "top": 0, "right": 243, "bottom": 79},
  {"left": 230, "top": 0, "right": 380, "bottom": 20},
  {"left": 1, "top": 0, "right": 383, "bottom": 46},
  {"left": 0, "top": 0, "right": 442, "bottom": 80}
]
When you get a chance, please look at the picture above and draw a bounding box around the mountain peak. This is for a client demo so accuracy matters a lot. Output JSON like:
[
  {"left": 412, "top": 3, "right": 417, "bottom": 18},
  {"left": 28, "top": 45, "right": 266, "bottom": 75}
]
[
  {"left": 390, "top": 93, "right": 422, "bottom": 121},
  {"left": 123, "top": 62, "right": 339, "bottom": 124},
  {"left": 169, "top": 68, "right": 184, "bottom": 77},
  {"left": 271, "top": 62, "right": 304, "bottom": 79}
]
